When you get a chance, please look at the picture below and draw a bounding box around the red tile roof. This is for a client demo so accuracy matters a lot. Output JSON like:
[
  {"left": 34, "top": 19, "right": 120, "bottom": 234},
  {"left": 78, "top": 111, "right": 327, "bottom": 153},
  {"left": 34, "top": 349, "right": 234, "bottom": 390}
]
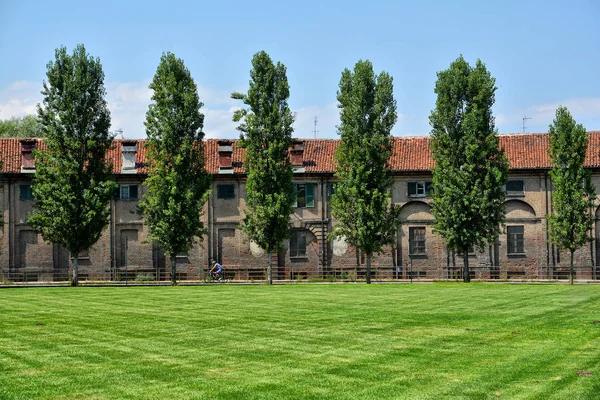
[{"left": 2, "top": 132, "right": 600, "bottom": 175}]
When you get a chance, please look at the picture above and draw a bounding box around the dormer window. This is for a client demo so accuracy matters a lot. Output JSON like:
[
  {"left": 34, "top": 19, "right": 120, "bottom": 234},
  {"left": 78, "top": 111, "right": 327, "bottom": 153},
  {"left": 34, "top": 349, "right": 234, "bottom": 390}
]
[
  {"left": 121, "top": 141, "right": 137, "bottom": 173},
  {"left": 218, "top": 141, "right": 234, "bottom": 174},
  {"left": 20, "top": 140, "right": 37, "bottom": 172},
  {"left": 291, "top": 142, "right": 305, "bottom": 172}
]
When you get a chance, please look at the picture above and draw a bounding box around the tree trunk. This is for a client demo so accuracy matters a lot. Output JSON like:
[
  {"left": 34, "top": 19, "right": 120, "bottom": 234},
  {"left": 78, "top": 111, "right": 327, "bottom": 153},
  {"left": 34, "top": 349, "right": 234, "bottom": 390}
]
[
  {"left": 267, "top": 252, "right": 273, "bottom": 285},
  {"left": 463, "top": 252, "right": 470, "bottom": 283},
  {"left": 171, "top": 255, "right": 177, "bottom": 285},
  {"left": 72, "top": 256, "right": 79, "bottom": 286},
  {"left": 570, "top": 250, "right": 574, "bottom": 285},
  {"left": 366, "top": 253, "right": 372, "bottom": 284}
]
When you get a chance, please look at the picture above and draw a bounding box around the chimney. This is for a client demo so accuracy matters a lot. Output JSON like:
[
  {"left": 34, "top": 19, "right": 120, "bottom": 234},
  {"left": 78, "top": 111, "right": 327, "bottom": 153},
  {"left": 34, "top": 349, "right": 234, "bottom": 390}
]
[
  {"left": 121, "top": 140, "right": 137, "bottom": 173},
  {"left": 20, "top": 139, "right": 37, "bottom": 172},
  {"left": 218, "top": 141, "right": 233, "bottom": 173},
  {"left": 290, "top": 141, "right": 304, "bottom": 168}
]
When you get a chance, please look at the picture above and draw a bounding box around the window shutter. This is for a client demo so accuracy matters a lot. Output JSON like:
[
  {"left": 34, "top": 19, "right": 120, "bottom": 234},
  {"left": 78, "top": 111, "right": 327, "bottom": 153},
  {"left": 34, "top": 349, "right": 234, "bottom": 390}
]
[
  {"left": 129, "top": 185, "right": 138, "bottom": 200},
  {"left": 290, "top": 232, "right": 298, "bottom": 257},
  {"left": 19, "top": 184, "right": 30, "bottom": 200},
  {"left": 120, "top": 185, "right": 129, "bottom": 200},
  {"left": 293, "top": 184, "right": 298, "bottom": 208},
  {"left": 306, "top": 184, "right": 315, "bottom": 207},
  {"left": 408, "top": 182, "right": 417, "bottom": 196}
]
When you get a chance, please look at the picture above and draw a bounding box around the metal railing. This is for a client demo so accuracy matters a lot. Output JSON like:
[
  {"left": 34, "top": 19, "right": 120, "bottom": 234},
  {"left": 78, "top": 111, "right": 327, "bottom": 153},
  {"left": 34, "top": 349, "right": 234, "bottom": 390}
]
[{"left": 2, "top": 264, "right": 600, "bottom": 284}]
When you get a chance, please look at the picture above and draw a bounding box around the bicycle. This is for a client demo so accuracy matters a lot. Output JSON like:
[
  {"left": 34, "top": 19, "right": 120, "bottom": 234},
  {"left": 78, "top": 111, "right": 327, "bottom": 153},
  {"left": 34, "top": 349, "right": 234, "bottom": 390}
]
[{"left": 204, "top": 269, "right": 228, "bottom": 283}]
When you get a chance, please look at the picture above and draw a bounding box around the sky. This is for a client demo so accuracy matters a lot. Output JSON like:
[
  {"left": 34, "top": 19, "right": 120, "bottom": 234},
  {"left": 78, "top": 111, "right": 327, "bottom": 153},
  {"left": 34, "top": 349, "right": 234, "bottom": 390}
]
[{"left": 1, "top": 0, "right": 599, "bottom": 139}]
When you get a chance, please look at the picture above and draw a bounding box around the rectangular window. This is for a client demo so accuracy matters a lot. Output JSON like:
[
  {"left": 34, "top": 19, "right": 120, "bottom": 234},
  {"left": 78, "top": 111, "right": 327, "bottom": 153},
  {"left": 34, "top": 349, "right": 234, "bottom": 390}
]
[
  {"left": 408, "top": 181, "right": 433, "bottom": 197},
  {"left": 290, "top": 231, "right": 307, "bottom": 258},
  {"left": 71, "top": 249, "right": 90, "bottom": 260},
  {"left": 217, "top": 184, "right": 235, "bottom": 199},
  {"left": 507, "top": 226, "right": 525, "bottom": 255},
  {"left": 122, "top": 153, "right": 136, "bottom": 171},
  {"left": 294, "top": 183, "right": 315, "bottom": 208},
  {"left": 119, "top": 185, "right": 138, "bottom": 200},
  {"left": 505, "top": 180, "right": 524, "bottom": 194},
  {"left": 409, "top": 227, "right": 426, "bottom": 255},
  {"left": 19, "top": 184, "right": 33, "bottom": 201}
]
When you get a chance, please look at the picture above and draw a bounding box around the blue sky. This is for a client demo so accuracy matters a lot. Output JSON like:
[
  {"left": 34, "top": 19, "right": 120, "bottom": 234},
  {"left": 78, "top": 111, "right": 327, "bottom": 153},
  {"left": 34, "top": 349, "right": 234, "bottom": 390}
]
[{"left": 1, "top": 0, "right": 599, "bottom": 139}]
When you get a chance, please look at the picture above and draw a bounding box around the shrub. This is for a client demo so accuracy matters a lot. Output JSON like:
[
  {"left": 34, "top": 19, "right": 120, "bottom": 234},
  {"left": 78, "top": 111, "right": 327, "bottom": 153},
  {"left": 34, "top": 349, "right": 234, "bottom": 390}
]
[{"left": 135, "top": 273, "right": 155, "bottom": 282}]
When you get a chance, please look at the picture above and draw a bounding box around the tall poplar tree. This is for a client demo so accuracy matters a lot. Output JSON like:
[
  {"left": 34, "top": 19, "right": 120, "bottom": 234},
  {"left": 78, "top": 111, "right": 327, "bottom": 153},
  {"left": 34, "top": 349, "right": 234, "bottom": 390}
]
[
  {"left": 231, "top": 51, "right": 295, "bottom": 285},
  {"left": 430, "top": 55, "right": 508, "bottom": 283},
  {"left": 330, "top": 60, "right": 400, "bottom": 284},
  {"left": 28, "top": 45, "right": 117, "bottom": 286},
  {"left": 547, "top": 106, "right": 595, "bottom": 284},
  {"left": 138, "top": 52, "right": 211, "bottom": 285}
]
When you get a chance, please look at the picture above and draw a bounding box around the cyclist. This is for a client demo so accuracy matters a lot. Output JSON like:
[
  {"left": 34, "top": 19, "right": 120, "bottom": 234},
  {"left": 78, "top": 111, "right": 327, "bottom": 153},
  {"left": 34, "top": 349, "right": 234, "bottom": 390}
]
[{"left": 210, "top": 260, "right": 224, "bottom": 280}]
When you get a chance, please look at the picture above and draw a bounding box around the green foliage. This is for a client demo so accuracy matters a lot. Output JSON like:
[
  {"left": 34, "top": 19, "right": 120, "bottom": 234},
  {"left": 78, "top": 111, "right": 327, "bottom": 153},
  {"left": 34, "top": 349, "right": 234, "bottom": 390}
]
[
  {"left": 27, "top": 45, "right": 117, "bottom": 285},
  {"left": 135, "top": 273, "right": 155, "bottom": 282},
  {"left": 547, "top": 107, "right": 595, "bottom": 283},
  {"left": 232, "top": 51, "right": 295, "bottom": 281},
  {"left": 0, "top": 114, "right": 44, "bottom": 137},
  {"left": 330, "top": 59, "right": 400, "bottom": 283},
  {"left": 429, "top": 55, "right": 508, "bottom": 282},
  {"left": 138, "top": 52, "right": 211, "bottom": 284}
]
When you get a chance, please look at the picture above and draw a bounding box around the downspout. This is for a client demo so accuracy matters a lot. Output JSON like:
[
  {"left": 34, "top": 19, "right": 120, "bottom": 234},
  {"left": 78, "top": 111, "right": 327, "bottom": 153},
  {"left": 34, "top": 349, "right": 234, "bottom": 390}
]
[
  {"left": 544, "top": 172, "right": 550, "bottom": 277},
  {"left": 549, "top": 174, "right": 555, "bottom": 268},
  {"left": 321, "top": 177, "right": 326, "bottom": 275},
  {"left": 8, "top": 177, "right": 13, "bottom": 275},
  {"left": 109, "top": 196, "right": 114, "bottom": 281},
  {"left": 590, "top": 201, "right": 595, "bottom": 280},
  {"left": 446, "top": 247, "right": 450, "bottom": 280},
  {"left": 207, "top": 180, "right": 213, "bottom": 270}
]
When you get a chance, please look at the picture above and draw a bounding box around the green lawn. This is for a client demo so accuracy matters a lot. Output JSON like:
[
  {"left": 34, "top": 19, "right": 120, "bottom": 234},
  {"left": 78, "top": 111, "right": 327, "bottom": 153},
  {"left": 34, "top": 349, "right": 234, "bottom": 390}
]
[{"left": 1, "top": 284, "right": 600, "bottom": 399}]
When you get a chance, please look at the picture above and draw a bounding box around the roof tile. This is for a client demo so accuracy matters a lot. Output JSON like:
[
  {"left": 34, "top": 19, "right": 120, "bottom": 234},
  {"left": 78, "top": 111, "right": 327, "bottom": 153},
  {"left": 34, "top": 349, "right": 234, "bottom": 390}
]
[{"left": 2, "top": 132, "right": 599, "bottom": 175}]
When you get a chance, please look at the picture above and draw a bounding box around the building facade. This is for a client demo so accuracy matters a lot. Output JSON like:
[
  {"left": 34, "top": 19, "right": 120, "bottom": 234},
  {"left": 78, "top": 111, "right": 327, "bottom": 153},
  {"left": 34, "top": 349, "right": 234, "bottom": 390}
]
[{"left": 2, "top": 132, "right": 600, "bottom": 282}]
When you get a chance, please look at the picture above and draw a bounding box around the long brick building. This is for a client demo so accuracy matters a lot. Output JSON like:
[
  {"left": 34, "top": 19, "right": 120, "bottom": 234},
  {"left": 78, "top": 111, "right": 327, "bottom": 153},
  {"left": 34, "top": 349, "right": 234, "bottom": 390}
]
[{"left": 2, "top": 132, "right": 600, "bottom": 282}]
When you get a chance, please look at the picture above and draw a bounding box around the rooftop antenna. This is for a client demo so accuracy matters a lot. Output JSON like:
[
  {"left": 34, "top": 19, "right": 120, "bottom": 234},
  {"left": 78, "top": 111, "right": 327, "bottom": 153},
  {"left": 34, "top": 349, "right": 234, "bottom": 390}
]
[
  {"left": 312, "top": 116, "right": 318, "bottom": 139},
  {"left": 522, "top": 116, "right": 531, "bottom": 133},
  {"left": 115, "top": 128, "right": 124, "bottom": 139}
]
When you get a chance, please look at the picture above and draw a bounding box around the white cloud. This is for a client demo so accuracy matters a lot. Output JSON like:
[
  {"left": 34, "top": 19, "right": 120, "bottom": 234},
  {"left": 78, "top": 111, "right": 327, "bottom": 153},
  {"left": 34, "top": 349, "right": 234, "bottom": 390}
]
[
  {"left": 0, "top": 81, "right": 42, "bottom": 118},
  {"left": 0, "top": 79, "right": 244, "bottom": 139},
  {"left": 0, "top": 79, "right": 426, "bottom": 139}
]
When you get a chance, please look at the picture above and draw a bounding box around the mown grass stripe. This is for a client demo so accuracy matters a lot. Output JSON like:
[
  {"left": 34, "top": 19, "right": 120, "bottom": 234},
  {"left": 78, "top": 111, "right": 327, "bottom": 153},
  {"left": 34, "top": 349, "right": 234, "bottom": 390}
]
[{"left": 1, "top": 284, "right": 600, "bottom": 399}]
